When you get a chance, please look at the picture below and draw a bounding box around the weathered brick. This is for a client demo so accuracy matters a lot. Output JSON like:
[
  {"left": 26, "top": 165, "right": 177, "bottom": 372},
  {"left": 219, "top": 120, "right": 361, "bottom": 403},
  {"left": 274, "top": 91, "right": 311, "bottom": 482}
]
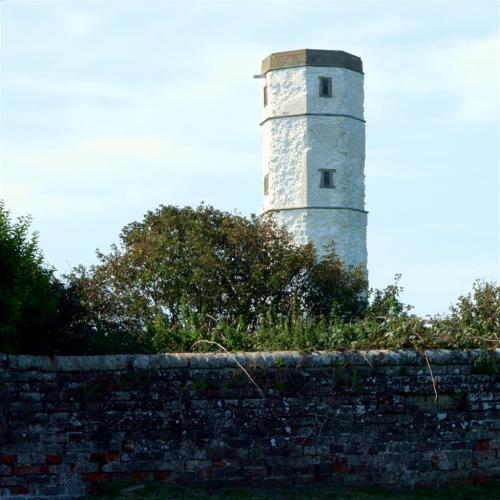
[
  {"left": 46, "top": 454, "right": 62, "bottom": 465},
  {"left": 105, "top": 451, "right": 120, "bottom": 462},
  {"left": 13, "top": 465, "right": 49, "bottom": 475},
  {"left": 81, "top": 472, "right": 112, "bottom": 482},
  {"left": 474, "top": 439, "right": 490, "bottom": 451},
  {"left": 0, "top": 349, "right": 498, "bottom": 496},
  {"left": 8, "top": 485, "right": 30, "bottom": 495},
  {"left": 0, "top": 456, "right": 16, "bottom": 465}
]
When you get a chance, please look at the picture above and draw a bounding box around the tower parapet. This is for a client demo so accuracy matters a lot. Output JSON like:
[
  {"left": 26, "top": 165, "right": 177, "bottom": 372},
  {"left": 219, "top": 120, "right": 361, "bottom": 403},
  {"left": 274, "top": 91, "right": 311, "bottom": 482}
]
[{"left": 259, "top": 49, "right": 367, "bottom": 272}]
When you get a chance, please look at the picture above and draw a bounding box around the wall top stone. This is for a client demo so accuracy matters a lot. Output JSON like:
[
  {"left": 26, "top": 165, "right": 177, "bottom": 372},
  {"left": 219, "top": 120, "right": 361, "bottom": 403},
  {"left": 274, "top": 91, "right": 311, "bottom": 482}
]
[
  {"left": 261, "top": 49, "right": 363, "bottom": 75},
  {"left": 0, "top": 349, "right": 498, "bottom": 372}
]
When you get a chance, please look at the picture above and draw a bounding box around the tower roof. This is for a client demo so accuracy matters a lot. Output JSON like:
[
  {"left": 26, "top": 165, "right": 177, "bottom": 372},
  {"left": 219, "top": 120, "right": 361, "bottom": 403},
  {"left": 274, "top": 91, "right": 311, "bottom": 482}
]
[{"left": 261, "top": 49, "right": 363, "bottom": 75}]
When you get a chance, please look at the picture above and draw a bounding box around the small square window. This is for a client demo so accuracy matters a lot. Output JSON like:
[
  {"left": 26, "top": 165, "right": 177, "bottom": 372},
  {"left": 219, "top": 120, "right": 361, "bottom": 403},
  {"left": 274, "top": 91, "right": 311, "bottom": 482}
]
[
  {"left": 319, "top": 169, "right": 336, "bottom": 188},
  {"left": 319, "top": 77, "right": 332, "bottom": 98},
  {"left": 263, "top": 86, "right": 268, "bottom": 107},
  {"left": 264, "top": 174, "right": 269, "bottom": 195}
]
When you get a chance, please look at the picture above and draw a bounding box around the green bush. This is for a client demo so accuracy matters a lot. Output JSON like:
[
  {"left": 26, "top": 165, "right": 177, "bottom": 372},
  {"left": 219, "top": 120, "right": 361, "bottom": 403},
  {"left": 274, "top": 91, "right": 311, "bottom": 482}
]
[
  {"left": 0, "top": 201, "right": 62, "bottom": 353},
  {"left": 429, "top": 279, "right": 500, "bottom": 349}
]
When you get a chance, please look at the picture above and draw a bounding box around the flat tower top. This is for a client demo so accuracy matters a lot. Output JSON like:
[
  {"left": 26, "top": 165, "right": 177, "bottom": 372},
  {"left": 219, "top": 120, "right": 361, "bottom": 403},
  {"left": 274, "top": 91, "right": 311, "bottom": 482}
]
[{"left": 261, "top": 49, "right": 363, "bottom": 75}]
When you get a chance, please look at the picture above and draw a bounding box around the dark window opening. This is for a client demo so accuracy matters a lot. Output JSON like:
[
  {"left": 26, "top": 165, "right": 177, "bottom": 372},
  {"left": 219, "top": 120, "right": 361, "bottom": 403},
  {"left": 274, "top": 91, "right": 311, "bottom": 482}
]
[
  {"left": 263, "top": 86, "right": 268, "bottom": 107},
  {"left": 319, "top": 76, "right": 332, "bottom": 98},
  {"left": 320, "top": 169, "right": 336, "bottom": 188},
  {"left": 264, "top": 174, "right": 269, "bottom": 195}
]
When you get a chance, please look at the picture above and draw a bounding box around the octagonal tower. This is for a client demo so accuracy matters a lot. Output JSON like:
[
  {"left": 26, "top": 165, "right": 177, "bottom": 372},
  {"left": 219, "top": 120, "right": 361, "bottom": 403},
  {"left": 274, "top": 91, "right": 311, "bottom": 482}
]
[{"left": 259, "top": 49, "right": 367, "bottom": 272}]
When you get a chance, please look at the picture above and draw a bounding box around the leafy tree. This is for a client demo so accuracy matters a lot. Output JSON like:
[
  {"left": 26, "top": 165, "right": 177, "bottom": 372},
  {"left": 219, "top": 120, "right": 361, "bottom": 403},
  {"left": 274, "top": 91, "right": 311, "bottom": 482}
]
[
  {"left": 305, "top": 242, "right": 368, "bottom": 320},
  {"left": 66, "top": 204, "right": 368, "bottom": 351},
  {"left": 0, "top": 201, "right": 61, "bottom": 353}
]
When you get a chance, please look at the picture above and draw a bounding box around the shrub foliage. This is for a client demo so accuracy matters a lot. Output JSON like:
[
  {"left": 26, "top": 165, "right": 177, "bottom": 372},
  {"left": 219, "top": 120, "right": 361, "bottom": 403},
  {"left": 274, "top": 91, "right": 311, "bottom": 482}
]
[
  {"left": 0, "top": 202, "right": 61, "bottom": 353},
  {"left": 1, "top": 202, "right": 498, "bottom": 355}
]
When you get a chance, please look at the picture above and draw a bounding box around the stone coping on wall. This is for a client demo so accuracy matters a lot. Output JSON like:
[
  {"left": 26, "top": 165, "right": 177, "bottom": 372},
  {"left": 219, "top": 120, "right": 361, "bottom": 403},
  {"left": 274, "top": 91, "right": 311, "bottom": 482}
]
[{"left": 1, "top": 349, "right": 499, "bottom": 372}]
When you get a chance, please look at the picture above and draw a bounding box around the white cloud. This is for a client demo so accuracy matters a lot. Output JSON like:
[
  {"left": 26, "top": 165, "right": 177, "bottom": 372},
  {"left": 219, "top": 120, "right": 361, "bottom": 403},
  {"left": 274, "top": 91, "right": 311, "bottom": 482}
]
[
  {"left": 304, "top": 10, "right": 498, "bottom": 122},
  {"left": 0, "top": 180, "right": 112, "bottom": 216},
  {"left": 365, "top": 162, "right": 431, "bottom": 179},
  {"left": 311, "top": 13, "right": 406, "bottom": 48},
  {"left": 3, "top": 133, "right": 254, "bottom": 174},
  {"left": 365, "top": 35, "right": 499, "bottom": 122},
  {"left": 58, "top": 6, "right": 100, "bottom": 37},
  {"left": 0, "top": 41, "right": 263, "bottom": 220},
  {"left": 3, "top": 74, "right": 134, "bottom": 100},
  {"left": 433, "top": 36, "right": 499, "bottom": 121}
]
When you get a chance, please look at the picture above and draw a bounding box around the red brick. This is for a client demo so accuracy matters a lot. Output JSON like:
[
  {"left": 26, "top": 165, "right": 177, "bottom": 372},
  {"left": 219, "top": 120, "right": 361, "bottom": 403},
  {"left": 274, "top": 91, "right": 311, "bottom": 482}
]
[
  {"left": 297, "top": 438, "right": 314, "bottom": 446},
  {"left": 9, "top": 486, "right": 29, "bottom": 495},
  {"left": 0, "top": 456, "right": 16, "bottom": 465},
  {"left": 122, "top": 441, "right": 135, "bottom": 452},
  {"left": 13, "top": 465, "right": 49, "bottom": 476},
  {"left": 106, "top": 451, "right": 119, "bottom": 462},
  {"left": 154, "top": 471, "right": 170, "bottom": 481},
  {"left": 111, "top": 472, "right": 128, "bottom": 481},
  {"left": 464, "top": 477, "right": 491, "bottom": 485},
  {"left": 46, "top": 454, "right": 62, "bottom": 465},
  {"left": 81, "top": 472, "right": 111, "bottom": 482},
  {"left": 378, "top": 395, "right": 392, "bottom": 406},
  {"left": 474, "top": 439, "right": 490, "bottom": 451},
  {"left": 332, "top": 457, "right": 351, "bottom": 473}
]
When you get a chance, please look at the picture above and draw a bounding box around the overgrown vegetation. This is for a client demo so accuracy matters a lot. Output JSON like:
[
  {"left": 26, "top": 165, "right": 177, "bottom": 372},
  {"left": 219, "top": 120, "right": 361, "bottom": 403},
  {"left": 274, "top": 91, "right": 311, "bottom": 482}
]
[
  {"left": 0, "top": 201, "right": 498, "bottom": 355},
  {"left": 88, "top": 479, "right": 500, "bottom": 500},
  {"left": 0, "top": 202, "right": 62, "bottom": 353}
]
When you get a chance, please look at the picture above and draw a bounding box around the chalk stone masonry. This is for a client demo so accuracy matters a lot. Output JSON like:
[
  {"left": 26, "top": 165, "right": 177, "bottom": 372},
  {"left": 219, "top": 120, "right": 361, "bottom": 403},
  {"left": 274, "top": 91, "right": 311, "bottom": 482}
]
[
  {"left": 260, "top": 49, "right": 367, "bottom": 271},
  {"left": 0, "top": 349, "right": 499, "bottom": 498}
]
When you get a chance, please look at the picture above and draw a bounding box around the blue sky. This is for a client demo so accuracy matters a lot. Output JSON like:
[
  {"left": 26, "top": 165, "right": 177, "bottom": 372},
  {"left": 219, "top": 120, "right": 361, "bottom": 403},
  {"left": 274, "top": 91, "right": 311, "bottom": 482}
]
[{"left": 0, "top": 0, "right": 498, "bottom": 315}]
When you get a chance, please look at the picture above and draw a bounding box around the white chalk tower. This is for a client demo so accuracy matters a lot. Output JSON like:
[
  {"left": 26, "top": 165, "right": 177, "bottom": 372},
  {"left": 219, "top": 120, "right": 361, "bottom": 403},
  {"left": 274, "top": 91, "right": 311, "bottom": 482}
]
[{"left": 258, "top": 49, "right": 367, "bottom": 272}]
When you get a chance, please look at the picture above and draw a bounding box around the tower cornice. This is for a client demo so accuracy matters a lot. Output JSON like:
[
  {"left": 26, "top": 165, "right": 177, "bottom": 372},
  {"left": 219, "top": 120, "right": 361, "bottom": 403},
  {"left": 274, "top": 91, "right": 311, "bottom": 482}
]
[{"left": 261, "top": 49, "right": 363, "bottom": 75}]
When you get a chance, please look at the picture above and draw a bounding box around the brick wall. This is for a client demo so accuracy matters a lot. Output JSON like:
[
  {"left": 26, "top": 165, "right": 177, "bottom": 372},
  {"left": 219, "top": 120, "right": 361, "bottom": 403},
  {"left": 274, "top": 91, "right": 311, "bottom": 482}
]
[{"left": 0, "top": 350, "right": 499, "bottom": 498}]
